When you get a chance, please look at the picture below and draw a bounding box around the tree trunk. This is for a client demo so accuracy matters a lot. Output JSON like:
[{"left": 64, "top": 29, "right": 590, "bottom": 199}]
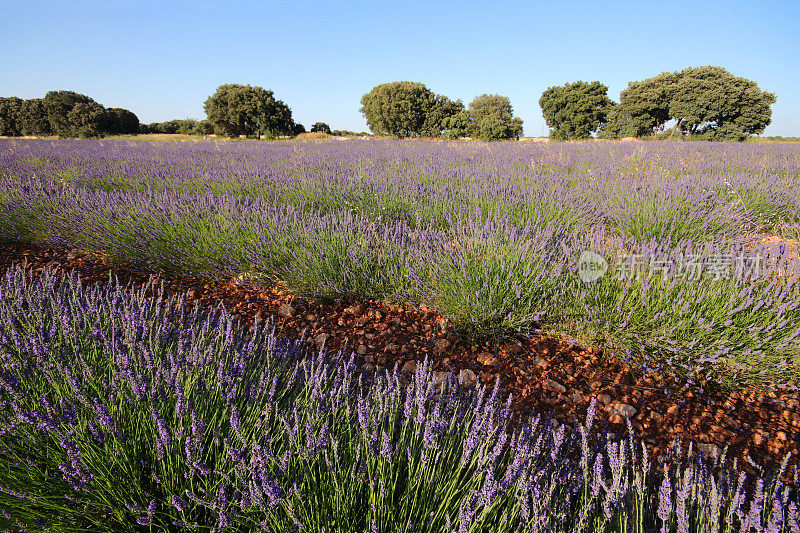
[{"left": 668, "top": 119, "right": 683, "bottom": 139}]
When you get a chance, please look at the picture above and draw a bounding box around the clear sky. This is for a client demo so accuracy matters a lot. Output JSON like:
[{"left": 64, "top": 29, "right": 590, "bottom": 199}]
[{"left": 2, "top": 0, "right": 798, "bottom": 136}]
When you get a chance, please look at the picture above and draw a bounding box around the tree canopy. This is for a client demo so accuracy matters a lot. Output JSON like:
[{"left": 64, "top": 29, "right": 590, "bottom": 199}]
[
  {"left": 421, "top": 95, "right": 464, "bottom": 137},
  {"left": 43, "top": 91, "right": 98, "bottom": 137},
  {"left": 18, "top": 98, "right": 52, "bottom": 136},
  {"left": 0, "top": 97, "right": 23, "bottom": 136},
  {"left": 105, "top": 108, "right": 140, "bottom": 135},
  {"left": 360, "top": 84, "right": 521, "bottom": 140},
  {"left": 310, "top": 122, "right": 332, "bottom": 134},
  {"left": 66, "top": 102, "right": 108, "bottom": 138},
  {"left": 204, "top": 84, "right": 295, "bottom": 138},
  {"left": 539, "top": 81, "right": 613, "bottom": 140},
  {"left": 360, "top": 81, "right": 438, "bottom": 137},
  {"left": 466, "top": 94, "right": 523, "bottom": 141},
  {"left": 610, "top": 67, "right": 776, "bottom": 140},
  {"left": 0, "top": 91, "right": 140, "bottom": 138}
]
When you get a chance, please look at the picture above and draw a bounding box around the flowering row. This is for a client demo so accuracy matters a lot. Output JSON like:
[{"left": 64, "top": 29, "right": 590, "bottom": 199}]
[
  {"left": 0, "top": 139, "right": 798, "bottom": 387},
  {"left": 0, "top": 265, "right": 796, "bottom": 531}
]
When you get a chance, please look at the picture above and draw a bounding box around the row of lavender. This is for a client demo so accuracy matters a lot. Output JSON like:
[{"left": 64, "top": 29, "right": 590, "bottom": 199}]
[
  {"left": 0, "top": 265, "right": 795, "bottom": 531},
  {"left": 1, "top": 139, "right": 799, "bottom": 387}
]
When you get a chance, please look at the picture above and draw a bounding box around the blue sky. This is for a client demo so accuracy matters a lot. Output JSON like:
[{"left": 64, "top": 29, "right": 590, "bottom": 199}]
[{"left": 2, "top": 0, "right": 798, "bottom": 136}]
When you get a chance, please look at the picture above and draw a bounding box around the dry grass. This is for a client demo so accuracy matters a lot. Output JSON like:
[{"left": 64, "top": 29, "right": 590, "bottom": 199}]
[{"left": 296, "top": 132, "right": 334, "bottom": 140}]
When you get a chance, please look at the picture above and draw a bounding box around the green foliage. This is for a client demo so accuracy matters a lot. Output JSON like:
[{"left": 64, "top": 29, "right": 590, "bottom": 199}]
[
  {"left": 597, "top": 105, "right": 640, "bottom": 139},
  {"left": 43, "top": 90, "right": 97, "bottom": 137},
  {"left": 141, "top": 119, "right": 214, "bottom": 136},
  {"left": 616, "top": 66, "right": 776, "bottom": 140},
  {"left": 66, "top": 102, "right": 108, "bottom": 138},
  {"left": 18, "top": 98, "right": 52, "bottom": 136},
  {"left": 104, "top": 108, "right": 140, "bottom": 135},
  {"left": 441, "top": 109, "right": 471, "bottom": 139},
  {"left": 539, "top": 81, "right": 613, "bottom": 140},
  {"left": 615, "top": 72, "right": 679, "bottom": 137},
  {"left": 360, "top": 81, "right": 438, "bottom": 137},
  {"left": 292, "top": 123, "right": 307, "bottom": 135},
  {"left": 360, "top": 85, "right": 521, "bottom": 140},
  {"left": 204, "top": 83, "right": 295, "bottom": 138},
  {"left": 420, "top": 94, "right": 464, "bottom": 137},
  {"left": 3, "top": 92, "right": 138, "bottom": 138},
  {"left": 331, "top": 129, "right": 370, "bottom": 137},
  {"left": 0, "top": 96, "right": 23, "bottom": 136},
  {"left": 467, "top": 94, "right": 523, "bottom": 140},
  {"left": 144, "top": 120, "right": 179, "bottom": 134},
  {"left": 310, "top": 122, "right": 331, "bottom": 134},
  {"left": 669, "top": 66, "right": 776, "bottom": 139}
]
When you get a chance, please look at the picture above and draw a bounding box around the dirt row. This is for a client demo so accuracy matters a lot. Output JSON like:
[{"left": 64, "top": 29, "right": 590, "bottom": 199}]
[{"left": 1, "top": 244, "right": 798, "bottom": 477}]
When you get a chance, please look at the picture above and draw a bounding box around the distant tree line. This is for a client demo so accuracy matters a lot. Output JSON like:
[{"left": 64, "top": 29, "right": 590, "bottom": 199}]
[
  {"left": 139, "top": 119, "right": 215, "bottom": 136},
  {"left": 539, "top": 66, "right": 776, "bottom": 141},
  {"left": 0, "top": 91, "right": 139, "bottom": 138},
  {"left": 1, "top": 67, "right": 776, "bottom": 142},
  {"left": 359, "top": 81, "right": 523, "bottom": 140}
]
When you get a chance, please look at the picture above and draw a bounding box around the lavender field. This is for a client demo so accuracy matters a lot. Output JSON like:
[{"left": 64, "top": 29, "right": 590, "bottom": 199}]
[
  {"left": 1, "top": 138, "right": 800, "bottom": 531},
  {"left": 1, "top": 139, "right": 798, "bottom": 388}
]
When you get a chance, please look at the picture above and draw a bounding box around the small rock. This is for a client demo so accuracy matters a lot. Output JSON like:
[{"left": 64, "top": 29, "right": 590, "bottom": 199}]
[
  {"left": 314, "top": 333, "right": 330, "bottom": 348},
  {"left": 505, "top": 343, "right": 524, "bottom": 355},
  {"left": 385, "top": 343, "right": 399, "bottom": 354},
  {"left": 401, "top": 361, "right": 417, "bottom": 375},
  {"left": 697, "top": 442, "right": 723, "bottom": 460},
  {"left": 278, "top": 303, "right": 295, "bottom": 317},
  {"left": 533, "top": 356, "right": 549, "bottom": 369},
  {"left": 477, "top": 352, "right": 498, "bottom": 366},
  {"left": 479, "top": 371, "right": 497, "bottom": 384},
  {"left": 777, "top": 431, "right": 788, "bottom": 441},
  {"left": 610, "top": 402, "right": 637, "bottom": 419},
  {"left": 666, "top": 404, "right": 679, "bottom": 415},
  {"left": 544, "top": 379, "right": 566, "bottom": 394},
  {"left": 434, "top": 338, "right": 452, "bottom": 356},
  {"left": 571, "top": 392, "right": 583, "bottom": 404},
  {"left": 723, "top": 415, "right": 741, "bottom": 431},
  {"left": 356, "top": 345, "right": 367, "bottom": 355},
  {"left": 433, "top": 371, "right": 453, "bottom": 392},
  {"left": 458, "top": 369, "right": 477, "bottom": 387},
  {"left": 597, "top": 394, "right": 612, "bottom": 405},
  {"left": 345, "top": 303, "right": 366, "bottom": 316}
]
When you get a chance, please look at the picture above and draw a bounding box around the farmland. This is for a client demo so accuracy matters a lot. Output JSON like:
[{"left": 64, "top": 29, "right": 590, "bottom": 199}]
[{"left": 1, "top": 138, "right": 800, "bottom": 531}]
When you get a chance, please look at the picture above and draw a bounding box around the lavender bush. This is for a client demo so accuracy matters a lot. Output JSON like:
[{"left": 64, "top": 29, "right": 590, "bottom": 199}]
[
  {"left": 0, "top": 139, "right": 799, "bottom": 387},
  {"left": 0, "top": 265, "right": 797, "bottom": 532}
]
